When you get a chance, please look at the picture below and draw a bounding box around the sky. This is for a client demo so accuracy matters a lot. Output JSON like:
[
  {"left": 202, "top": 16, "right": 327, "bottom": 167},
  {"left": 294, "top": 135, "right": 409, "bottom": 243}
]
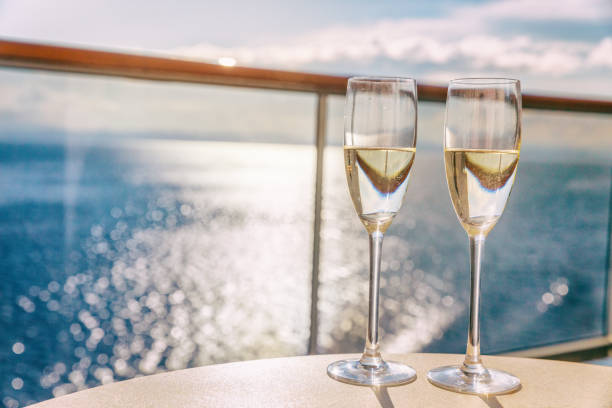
[
  {"left": 0, "top": 0, "right": 611, "bottom": 144},
  {"left": 0, "top": 0, "right": 611, "bottom": 97}
]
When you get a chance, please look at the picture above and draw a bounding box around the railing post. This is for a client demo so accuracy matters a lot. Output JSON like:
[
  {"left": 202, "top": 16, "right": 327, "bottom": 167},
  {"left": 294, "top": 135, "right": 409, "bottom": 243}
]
[
  {"left": 308, "top": 93, "right": 327, "bottom": 354},
  {"left": 606, "top": 167, "right": 612, "bottom": 345}
]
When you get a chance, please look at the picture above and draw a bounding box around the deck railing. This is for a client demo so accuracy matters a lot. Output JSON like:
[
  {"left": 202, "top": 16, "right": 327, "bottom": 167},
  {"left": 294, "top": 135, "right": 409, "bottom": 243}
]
[{"left": 1, "top": 38, "right": 611, "bottom": 361}]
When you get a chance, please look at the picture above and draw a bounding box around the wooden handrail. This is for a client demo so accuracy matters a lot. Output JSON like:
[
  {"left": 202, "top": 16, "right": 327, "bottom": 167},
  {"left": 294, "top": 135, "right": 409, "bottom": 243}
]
[{"left": 0, "top": 39, "right": 611, "bottom": 113}]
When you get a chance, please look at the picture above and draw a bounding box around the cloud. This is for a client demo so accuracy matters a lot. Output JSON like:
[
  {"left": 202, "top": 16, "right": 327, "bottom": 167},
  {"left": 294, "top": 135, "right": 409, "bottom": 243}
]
[
  {"left": 588, "top": 37, "right": 612, "bottom": 68},
  {"left": 166, "top": 0, "right": 611, "bottom": 79},
  {"left": 171, "top": 29, "right": 608, "bottom": 77}
]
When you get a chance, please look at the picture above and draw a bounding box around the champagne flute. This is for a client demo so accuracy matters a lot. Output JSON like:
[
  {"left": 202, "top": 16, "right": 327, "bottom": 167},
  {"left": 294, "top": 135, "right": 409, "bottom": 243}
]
[
  {"left": 427, "top": 78, "right": 522, "bottom": 395},
  {"left": 327, "top": 77, "right": 418, "bottom": 386}
]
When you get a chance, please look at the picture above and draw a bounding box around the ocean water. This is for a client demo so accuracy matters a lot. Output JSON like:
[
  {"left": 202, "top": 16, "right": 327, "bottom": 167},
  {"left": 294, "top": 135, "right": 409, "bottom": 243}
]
[{"left": 0, "top": 138, "right": 610, "bottom": 406}]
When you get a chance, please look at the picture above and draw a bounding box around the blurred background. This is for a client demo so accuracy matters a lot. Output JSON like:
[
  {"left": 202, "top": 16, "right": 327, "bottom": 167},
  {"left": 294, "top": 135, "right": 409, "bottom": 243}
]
[{"left": 0, "top": 0, "right": 611, "bottom": 406}]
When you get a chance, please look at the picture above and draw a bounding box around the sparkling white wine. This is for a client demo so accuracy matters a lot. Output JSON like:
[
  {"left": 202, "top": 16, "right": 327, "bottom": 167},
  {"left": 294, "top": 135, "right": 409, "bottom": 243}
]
[
  {"left": 445, "top": 148, "right": 519, "bottom": 236},
  {"left": 345, "top": 146, "right": 416, "bottom": 233}
]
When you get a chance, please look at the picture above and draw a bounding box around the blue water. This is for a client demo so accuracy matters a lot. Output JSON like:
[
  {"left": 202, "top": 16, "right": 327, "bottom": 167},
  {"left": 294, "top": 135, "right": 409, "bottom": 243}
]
[{"left": 0, "top": 139, "right": 610, "bottom": 406}]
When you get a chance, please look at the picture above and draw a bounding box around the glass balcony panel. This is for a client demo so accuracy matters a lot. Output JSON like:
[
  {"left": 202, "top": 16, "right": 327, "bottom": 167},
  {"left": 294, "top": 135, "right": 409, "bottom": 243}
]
[
  {"left": 0, "top": 68, "right": 316, "bottom": 403},
  {"left": 318, "top": 99, "right": 612, "bottom": 354}
]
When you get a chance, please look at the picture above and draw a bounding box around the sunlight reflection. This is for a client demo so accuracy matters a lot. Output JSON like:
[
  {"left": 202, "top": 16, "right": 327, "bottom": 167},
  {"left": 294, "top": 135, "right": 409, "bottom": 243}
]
[
  {"left": 32, "top": 140, "right": 315, "bottom": 397},
  {"left": 218, "top": 57, "right": 237, "bottom": 67}
]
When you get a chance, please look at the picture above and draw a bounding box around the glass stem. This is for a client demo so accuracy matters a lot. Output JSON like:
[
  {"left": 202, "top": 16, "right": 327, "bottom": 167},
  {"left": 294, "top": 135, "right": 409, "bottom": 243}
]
[
  {"left": 360, "top": 230, "right": 384, "bottom": 369},
  {"left": 462, "top": 235, "right": 487, "bottom": 375}
]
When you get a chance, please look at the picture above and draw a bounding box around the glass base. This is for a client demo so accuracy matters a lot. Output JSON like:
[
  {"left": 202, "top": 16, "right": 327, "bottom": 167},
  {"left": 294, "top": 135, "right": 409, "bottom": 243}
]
[
  {"left": 327, "top": 358, "right": 417, "bottom": 386},
  {"left": 427, "top": 365, "right": 520, "bottom": 395}
]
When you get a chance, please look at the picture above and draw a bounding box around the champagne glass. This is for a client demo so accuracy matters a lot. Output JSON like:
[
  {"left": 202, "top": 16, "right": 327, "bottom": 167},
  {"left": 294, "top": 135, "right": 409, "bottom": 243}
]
[
  {"left": 427, "top": 78, "right": 522, "bottom": 395},
  {"left": 327, "top": 77, "right": 418, "bottom": 386}
]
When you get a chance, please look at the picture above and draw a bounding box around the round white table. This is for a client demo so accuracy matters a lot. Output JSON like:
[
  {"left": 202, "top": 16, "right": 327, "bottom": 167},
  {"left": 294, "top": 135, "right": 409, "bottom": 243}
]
[{"left": 28, "top": 353, "right": 612, "bottom": 407}]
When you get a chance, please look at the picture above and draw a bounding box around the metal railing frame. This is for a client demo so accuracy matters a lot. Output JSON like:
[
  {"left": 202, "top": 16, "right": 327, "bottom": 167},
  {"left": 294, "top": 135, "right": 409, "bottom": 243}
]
[{"left": 1, "top": 39, "right": 611, "bottom": 361}]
